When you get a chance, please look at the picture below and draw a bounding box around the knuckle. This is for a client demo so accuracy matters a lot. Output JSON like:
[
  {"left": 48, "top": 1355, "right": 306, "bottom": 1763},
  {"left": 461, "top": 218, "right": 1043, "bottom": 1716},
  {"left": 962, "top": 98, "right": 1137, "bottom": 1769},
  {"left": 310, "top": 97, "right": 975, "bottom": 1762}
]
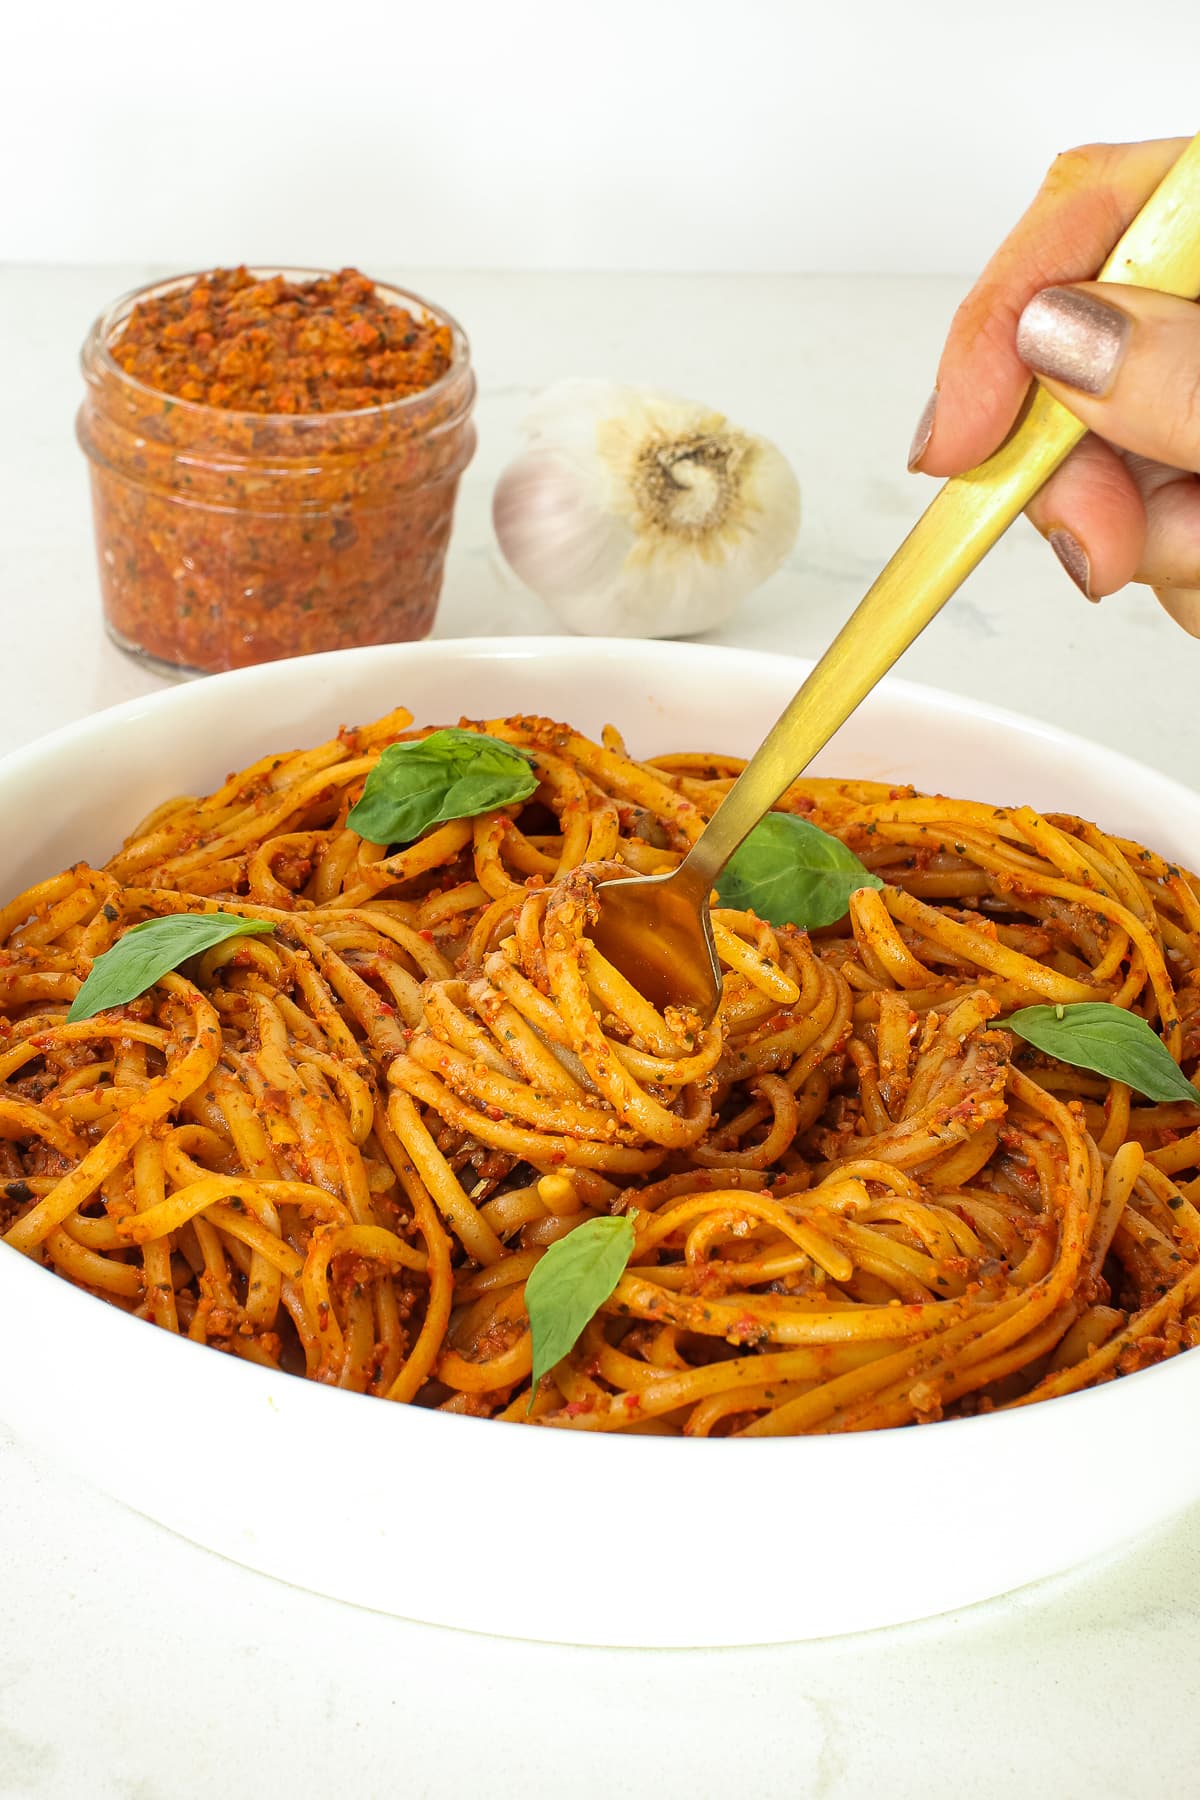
[
  {"left": 1152, "top": 360, "right": 1200, "bottom": 474},
  {"left": 1153, "top": 585, "right": 1200, "bottom": 638},
  {"left": 1177, "top": 364, "right": 1200, "bottom": 471},
  {"left": 948, "top": 280, "right": 1019, "bottom": 355},
  {"left": 941, "top": 289, "right": 1023, "bottom": 427},
  {"left": 1043, "top": 143, "right": 1111, "bottom": 193}
]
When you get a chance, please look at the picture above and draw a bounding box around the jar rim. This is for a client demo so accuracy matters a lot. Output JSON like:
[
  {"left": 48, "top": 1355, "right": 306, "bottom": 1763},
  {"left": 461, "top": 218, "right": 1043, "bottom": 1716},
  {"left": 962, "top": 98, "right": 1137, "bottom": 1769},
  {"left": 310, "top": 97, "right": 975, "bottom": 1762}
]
[{"left": 81, "top": 266, "right": 473, "bottom": 425}]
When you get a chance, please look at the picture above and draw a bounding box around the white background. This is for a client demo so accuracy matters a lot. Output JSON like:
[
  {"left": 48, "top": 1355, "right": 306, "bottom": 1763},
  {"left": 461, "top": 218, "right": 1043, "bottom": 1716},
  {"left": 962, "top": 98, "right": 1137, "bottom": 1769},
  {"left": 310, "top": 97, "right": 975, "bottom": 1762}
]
[
  {"left": 5, "top": 9, "right": 1200, "bottom": 1797},
  {"left": 3, "top": 0, "right": 1196, "bottom": 273}
]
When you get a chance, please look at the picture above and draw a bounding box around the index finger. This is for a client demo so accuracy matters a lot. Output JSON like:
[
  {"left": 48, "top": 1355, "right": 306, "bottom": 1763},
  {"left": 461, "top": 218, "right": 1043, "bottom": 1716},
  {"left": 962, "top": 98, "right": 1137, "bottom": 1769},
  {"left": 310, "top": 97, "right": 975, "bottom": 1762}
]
[{"left": 913, "top": 137, "right": 1189, "bottom": 477}]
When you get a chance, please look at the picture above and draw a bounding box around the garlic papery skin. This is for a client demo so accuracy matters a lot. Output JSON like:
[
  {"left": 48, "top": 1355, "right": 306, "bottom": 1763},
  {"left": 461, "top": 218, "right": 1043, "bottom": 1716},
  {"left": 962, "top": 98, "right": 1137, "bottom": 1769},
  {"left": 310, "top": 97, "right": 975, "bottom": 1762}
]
[{"left": 492, "top": 380, "right": 800, "bottom": 638}]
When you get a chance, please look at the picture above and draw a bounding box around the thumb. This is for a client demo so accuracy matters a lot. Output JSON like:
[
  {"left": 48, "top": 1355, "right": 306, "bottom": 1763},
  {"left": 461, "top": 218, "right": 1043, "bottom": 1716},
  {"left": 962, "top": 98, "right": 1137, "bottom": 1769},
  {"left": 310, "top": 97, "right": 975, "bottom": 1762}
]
[{"left": 1016, "top": 282, "right": 1200, "bottom": 473}]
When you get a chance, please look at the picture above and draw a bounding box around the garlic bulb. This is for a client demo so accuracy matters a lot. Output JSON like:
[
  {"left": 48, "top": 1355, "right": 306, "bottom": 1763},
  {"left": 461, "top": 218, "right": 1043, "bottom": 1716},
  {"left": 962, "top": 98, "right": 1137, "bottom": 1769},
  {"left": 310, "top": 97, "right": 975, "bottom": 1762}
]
[{"left": 492, "top": 379, "right": 800, "bottom": 638}]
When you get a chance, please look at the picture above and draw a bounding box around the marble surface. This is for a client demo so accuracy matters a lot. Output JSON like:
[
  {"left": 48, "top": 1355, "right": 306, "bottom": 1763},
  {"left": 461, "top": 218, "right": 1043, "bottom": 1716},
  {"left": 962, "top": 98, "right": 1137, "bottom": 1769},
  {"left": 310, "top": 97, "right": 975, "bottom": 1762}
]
[{"left": 2, "top": 265, "right": 1198, "bottom": 1799}]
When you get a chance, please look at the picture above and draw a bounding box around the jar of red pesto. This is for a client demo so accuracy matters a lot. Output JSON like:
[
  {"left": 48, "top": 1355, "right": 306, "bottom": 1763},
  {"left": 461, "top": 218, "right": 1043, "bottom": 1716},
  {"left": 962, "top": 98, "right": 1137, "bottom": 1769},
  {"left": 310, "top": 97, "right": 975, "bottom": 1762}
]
[{"left": 77, "top": 267, "right": 476, "bottom": 675}]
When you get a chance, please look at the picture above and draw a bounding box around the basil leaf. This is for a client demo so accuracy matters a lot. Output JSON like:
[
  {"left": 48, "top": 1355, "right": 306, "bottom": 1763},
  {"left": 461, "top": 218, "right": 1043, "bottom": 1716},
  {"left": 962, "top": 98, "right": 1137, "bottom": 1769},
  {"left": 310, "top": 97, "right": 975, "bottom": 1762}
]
[
  {"left": 347, "top": 729, "right": 538, "bottom": 847},
  {"left": 714, "top": 812, "right": 883, "bottom": 929},
  {"left": 525, "top": 1213, "right": 636, "bottom": 1409},
  {"left": 67, "top": 913, "right": 274, "bottom": 1022},
  {"left": 1004, "top": 1002, "right": 1200, "bottom": 1105}
]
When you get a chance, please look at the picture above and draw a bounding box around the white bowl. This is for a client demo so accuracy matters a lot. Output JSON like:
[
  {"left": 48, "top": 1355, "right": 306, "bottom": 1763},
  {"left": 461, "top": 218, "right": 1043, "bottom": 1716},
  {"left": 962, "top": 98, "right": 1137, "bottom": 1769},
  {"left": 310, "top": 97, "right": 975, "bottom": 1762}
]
[{"left": 2, "top": 637, "right": 1198, "bottom": 1648}]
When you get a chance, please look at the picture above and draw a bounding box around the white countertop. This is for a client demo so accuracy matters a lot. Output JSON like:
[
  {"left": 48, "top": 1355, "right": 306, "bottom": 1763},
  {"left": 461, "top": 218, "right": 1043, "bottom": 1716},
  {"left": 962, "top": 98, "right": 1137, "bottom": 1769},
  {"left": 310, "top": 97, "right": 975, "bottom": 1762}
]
[{"left": 2, "top": 264, "right": 1198, "bottom": 1799}]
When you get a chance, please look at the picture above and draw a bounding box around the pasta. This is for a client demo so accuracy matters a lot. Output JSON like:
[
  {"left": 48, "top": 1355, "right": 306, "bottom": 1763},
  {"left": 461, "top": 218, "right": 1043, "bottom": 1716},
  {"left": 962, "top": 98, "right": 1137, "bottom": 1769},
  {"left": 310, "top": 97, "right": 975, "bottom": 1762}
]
[{"left": 3, "top": 704, "right": 1200, "bottom": 1436}]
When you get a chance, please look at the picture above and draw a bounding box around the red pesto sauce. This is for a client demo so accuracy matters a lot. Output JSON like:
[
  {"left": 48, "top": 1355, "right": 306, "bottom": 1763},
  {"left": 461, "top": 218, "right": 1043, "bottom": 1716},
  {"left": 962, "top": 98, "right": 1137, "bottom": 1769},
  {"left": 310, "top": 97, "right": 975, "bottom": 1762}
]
[
  {"left": 79, "top": 267, "right": 475, "bottom": 673},
  {"left": 110, "top": 266, "right": 454, "bottom": 413}
]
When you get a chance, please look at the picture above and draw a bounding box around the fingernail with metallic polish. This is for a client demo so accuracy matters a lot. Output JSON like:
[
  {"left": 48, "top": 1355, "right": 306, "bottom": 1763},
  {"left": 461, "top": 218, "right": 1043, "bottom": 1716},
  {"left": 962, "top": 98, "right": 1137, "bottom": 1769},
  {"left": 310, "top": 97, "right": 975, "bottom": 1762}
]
[
  {"left": 908, "top": 389, "right": 938, "bottom": 470},
  {"left": 1048, "top": 528, "right": 1095, "bottom": 601},
  {"left": 1016, "top": 288, "right": 1131, "bottom": 397}
]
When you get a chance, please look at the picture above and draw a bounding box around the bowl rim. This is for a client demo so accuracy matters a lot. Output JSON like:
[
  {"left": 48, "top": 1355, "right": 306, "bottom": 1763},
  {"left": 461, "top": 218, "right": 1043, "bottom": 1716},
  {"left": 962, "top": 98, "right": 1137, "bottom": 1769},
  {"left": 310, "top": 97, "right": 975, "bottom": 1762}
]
[{"left": 2, "top": 632, "right": 1195, "bottom": 808}]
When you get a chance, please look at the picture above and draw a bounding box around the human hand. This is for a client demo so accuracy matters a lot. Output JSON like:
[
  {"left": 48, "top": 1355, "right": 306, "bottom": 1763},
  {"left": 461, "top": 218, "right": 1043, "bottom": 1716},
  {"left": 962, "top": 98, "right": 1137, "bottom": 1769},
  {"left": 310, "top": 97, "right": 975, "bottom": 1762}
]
[{"left": 909, "top": 138, "right": 1200, "bottom": 636}]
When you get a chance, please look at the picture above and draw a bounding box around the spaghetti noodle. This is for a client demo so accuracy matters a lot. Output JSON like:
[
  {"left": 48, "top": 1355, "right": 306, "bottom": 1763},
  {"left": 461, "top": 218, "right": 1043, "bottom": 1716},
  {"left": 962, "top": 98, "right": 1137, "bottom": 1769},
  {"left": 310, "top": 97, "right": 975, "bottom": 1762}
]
[{"left": 3, "top": 706, "right": 1199, "bottom": 1435}]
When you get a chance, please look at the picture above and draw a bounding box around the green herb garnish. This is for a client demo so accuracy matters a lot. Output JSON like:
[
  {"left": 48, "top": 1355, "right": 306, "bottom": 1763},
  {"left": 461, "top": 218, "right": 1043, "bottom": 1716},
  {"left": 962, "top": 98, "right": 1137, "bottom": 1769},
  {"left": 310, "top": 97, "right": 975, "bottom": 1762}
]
[
  {"left": 715, "top": 812, "right": 882, "bottom": 929},
  {"left": 67, "top": 913, "right": 274, "bottom": 1023},
  {"left": 1003, "top": 1002, "right": 1200, "bottom": 1104},
  {"left": 346, "top": 729, "right": 538, "bottom": 847},
  {"left": 525, "top": 1213, "right": 637, "bottom": 1410}
]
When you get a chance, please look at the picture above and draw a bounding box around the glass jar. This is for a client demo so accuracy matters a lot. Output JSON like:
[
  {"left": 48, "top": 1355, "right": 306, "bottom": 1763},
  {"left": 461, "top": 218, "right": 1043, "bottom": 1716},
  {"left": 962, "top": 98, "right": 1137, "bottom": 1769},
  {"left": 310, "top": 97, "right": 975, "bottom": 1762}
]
[{"left": 77, "top": 270, "right": 476, "bottom": 676}]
